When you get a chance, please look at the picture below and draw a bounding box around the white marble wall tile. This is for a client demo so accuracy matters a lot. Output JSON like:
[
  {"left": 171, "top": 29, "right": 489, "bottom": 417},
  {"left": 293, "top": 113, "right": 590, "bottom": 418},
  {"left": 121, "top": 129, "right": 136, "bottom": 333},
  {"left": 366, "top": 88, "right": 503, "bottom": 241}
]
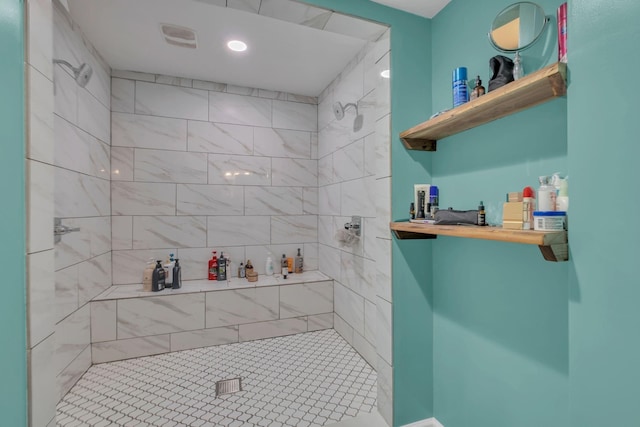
[
  {"left": 136, "top": 82, "right": 208, "bottom": 120},
  {"left": 117, "top": 293, "right": 205, "bottom": 338},
  {"left": 111, "top": 78, "right": 134, "bottom": 113},
  {"left": 334, "top": 140, "right": 364, "bottom": 182},
  {"left": 54, "top": 65, "right": 77, "bottom": 124},
  {"left": 335, "top": 60, "right": 364, "bottom": 109},
  {"left": 318, "top": 216, "right": 334, "bottom": 248},
  {"left": 226, "top": 85, "right": 259, "bottom": 97},
  {"left": 28, "top": 250, "right": 55, "bottom": 347},
  {"left": 92, "top": 335, "right": 170, "bottom": 364},
  {"left": 187, "top": 121, "right": 253, "bottom": 155},
  {"left": 85, "top": 215, "right": 112, "bottom": 258},
  {"left": 78, "top": 252, "right": 112, "bottom": 306},
  {"left": 259, "top": 0, "right": 331, "bottom": 29},
  {"left": 55, "top": 168, "right": 110, "bottom": 218},
  {"left": 112, "top": 182, "right": 176, "bottom": 215},
  {"left": 112, "top": 249, "right": 178, "bottom": 285},
  {"left": 311, "top": 132, "right": 318, "bottom": 160},
  {"left": 258, "top": 89, "right": 287, "bottom": 100},
  {"left": 318, "top": 155, "right": 333, "bottom": 187},
  {"left": 155, "top": 75, "right": 192, "bottom": 87},
  {"left": 318, "top": 120, "right": 351, "bottom": 159},
  {"left": 193, "top": 80, "right": 226, "bottom": 91},
  {"left": 333, "top": 313, "right": 354, "bottom": 345},
  {"left": 363, "top": 46, "right": 378, "bottom": 98},
  {"left": 78, "top": 88, "right": 110, "bottom": 143},
  {"left": 55, "top": 264, "right": 78, "bottom": 323},
  {"left": 324, "top": 13, "right": 387, "bottom": 42},
  {"left": 334, "top": 281, "right": 364, "bottom": 334},
  {"left": 55, "top": 115, "right": 109, "bottom": 179},
  {"left": 57, "top": 345, "right": 91, "bottom": 401},
  {"left": 319, "top": 244, "right": 341, "bottom": 282},
  {"left": 28, "top": 66, "right": 54, "bottom": 164},
  {"left": 303, "top": 187, "right": 319, "bottom": 215},
  {"left": 341, "top": 252, "right": 376, "bottom": 303},
  {"left": 375, "top": 177, "right": 392, "bottom": 239},
  {"left": 375, "top": 52, "right": 391, "bottom": 121},
  {"left": 376, "top": 238, "right": 392, "bottom": 303},
  {"left": 350, "top": 90, "right": 376, "bottom": 142},
  {"left": 375, "top": 114, "right": 391, "bottom": 179},
  {"left": 245, "top": 187, "right": 303, "bottom": 215},
  {"left": 271, "top": 215, "right": 317, "bottom": 244},
  {"left": 318, "top": 91, "right": 334, "bottom": 132},
  {"left": 209, "top": 91, "right": 272, "bottom": 127},
  {"left": 27, "top": 160, "right": 54, "bottom": 253},
  {"left": 177, "top": 184, "right": 244, "bottom": 216},
  {"left": 271, "top": 158, "right": 318, "bottom": 187},
  {"left": 254, "top": 128, "right": 311, "bottom": 159},
  {"left": 272, "top": 100, "right": 317, "bottom": 132},
  {"left": 53, "top": 3, "right": 81, "bottom": 73},
  {"left": 303, "top": 242, "right": 319, "bottom": 271},
  {"left": 111, "top": 147, "right": 134, "bottom": 182},
  {"left": 374, "top": 29, "right": 391, "bottom": 63},
  {"left": 29, "top": 335, "right": 56, "bottom": 427},
  {"left": 205, "top": 287, "right": 279, "bottom": 328},
  {"left": 353, "top": 330, "right": 377, "bottom": 368},
  {"left": 133, "top": 216, "right": 206, "bottom": 249},
  {"left": 377, "top": 297, "right": 393, "bottom": 365},
  {"left": 207, "top": 216, "right": 270, "bottom": 247},
  {"left": 27, "top": 0, "right": 53, "bottom": 79},
  {"left": 176, "top": 246, "right": 246, "bottom": 280},
  {"left": 111, "top": 69, "right": 155, "bottom": 82},
  {"left": 308, "top": 313, "right": 333, "bottom": 331},
  {"left": 288, "top": 93, "right": 318, "bottom": 104},
  {"left": 365, "top": 298, "right": 377, "bottom": 346},
  {"left": 280, "top": 281, "right": 333, "bottom": 318},
  {"left": 244, "top": 244, "right": 300, "bottom": 275},
  {"left": 171, "top": 326, "right": 239, "bottom": 351},
  {"left": 91, "top": 300, "right": 116, "bottom": 343},
  {"left": 377, "top": 356, "right": 393, "bottom": 426},
  {"left": 363, "top": 218, "right": 377, "bottom": 261},
  {"left": 208, "top": 154, "right": 271, "bottom": 186},
  {"left": 319, "top": 183, "right": 341, "bottom": 216},
  {"left": 341, "top": 176, "right": 375, "bottom": 218},
  {"left": 55, "top": 304, "right": 90, "bottom": 375},
  {"left": 83, "top": 58, "right": 111, "bottom": 112},
  {"left": 363, "top": 133, "right": 376, "bottom": 178},
  {"left": 112, "top": 112, "right": 187, "bottom": 151},
  {"left": 134, "top": 149, "right": 208, "bottom": 184},
  {"left": 239, "top": 317, "right": 308, "bottom": 342},
  {"left": 55, "top": 217, "right": 109, "bottom": 270},
  {"left": 227, "top": 0, "right": 261, "bottom": 13}
]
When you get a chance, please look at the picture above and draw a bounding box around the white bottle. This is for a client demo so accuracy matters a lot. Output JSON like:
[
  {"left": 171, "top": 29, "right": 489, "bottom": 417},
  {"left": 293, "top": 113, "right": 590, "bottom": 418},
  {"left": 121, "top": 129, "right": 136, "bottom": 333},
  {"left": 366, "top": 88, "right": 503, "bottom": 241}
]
[
  {"left": 537, "top": 176, "right": 557, "bottom": 211},
  {"left": 265, "top": 253, "right": 274, "bottom": 276},
  {"left": 164, "top": 253, "right": 175, "bottom": 287}
]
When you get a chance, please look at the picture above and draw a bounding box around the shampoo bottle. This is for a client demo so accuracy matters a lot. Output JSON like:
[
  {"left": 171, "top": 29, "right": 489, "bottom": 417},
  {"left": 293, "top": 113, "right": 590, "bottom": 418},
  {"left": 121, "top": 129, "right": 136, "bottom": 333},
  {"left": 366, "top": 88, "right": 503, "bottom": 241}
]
[
  {"left": 172, "top": 259, "right": 182, "bottom": 289},
  {"left": 208, "top": 251, "right": 218, "bottom": 280},
  {"left": 477, "top": 201, "right": 486, "bottom": 226},
  {"left": 238, "top": 262, "right": 246, "bottom": 279},
  {"left": 217, "top": 252, "right": 227, "bottom": 281},
  {"left": 152, "top": 260, "right": 166, "bottom": 292},
  {"left": 287, "top": 257, "right": 293, "bottom": 274},
  {"left": 295, "top": 248, "right": 304, "bottom": 274},
  {"left": 164, "top": 253, "right": 175, "bottom": 287},
  {"left": 265, "top": 253, "right": 274, "bottom": 276},
  {"left": 281, "top": 254, "right": 288, "bottom": 279},
  {"left": 522, "top": 186, "right": 535, "bottom": 229},
  {"left": 143, "top": 258, "right": 154, "bottom": 292}
]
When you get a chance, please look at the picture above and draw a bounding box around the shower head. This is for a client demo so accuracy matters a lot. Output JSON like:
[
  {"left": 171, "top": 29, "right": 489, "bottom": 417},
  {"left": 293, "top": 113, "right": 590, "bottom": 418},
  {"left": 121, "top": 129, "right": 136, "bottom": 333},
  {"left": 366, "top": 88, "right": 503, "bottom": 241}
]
[
  {"left": 332, "top": 101, "right": 363, "bottom": 132},
  {"left": 54, "top": 59, "right": 93, "bottom": 88}
]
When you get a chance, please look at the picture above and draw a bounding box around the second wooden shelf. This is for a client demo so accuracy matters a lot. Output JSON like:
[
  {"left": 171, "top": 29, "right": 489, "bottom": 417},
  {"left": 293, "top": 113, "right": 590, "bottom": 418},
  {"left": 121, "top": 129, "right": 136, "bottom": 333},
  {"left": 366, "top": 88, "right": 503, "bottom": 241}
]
[
  {"left": 390, "top": 221, "right": 568, "bottom": 262},
  {"left": 400, "top": 62, "right": 567, "bottom": 151}
]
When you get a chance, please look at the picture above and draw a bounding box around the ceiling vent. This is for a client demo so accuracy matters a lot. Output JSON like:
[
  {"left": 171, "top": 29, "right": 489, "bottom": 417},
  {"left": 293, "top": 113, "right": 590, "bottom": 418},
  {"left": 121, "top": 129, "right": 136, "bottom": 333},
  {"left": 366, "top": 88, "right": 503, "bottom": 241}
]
[{"left": 160, "top": 24, "right": 198, "bottom": 49}]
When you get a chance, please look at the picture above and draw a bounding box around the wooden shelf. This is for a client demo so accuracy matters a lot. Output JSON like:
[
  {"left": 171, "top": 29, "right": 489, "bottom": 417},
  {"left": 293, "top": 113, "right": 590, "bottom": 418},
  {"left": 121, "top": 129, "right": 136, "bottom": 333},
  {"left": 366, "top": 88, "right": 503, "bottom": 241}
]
[
  {"left": 400, "top": 62, "right": 567, "bottom": 151},
  {"left": 390, "top": 221, "right": 568, "bottom": 262}
]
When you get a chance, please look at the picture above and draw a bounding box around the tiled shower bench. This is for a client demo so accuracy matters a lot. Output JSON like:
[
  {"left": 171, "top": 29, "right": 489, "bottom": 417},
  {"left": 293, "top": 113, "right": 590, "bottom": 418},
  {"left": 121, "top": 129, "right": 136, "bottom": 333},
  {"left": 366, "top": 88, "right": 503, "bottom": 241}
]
[{"left": 90, "top": 271, "right": 334, "bottom": 363}]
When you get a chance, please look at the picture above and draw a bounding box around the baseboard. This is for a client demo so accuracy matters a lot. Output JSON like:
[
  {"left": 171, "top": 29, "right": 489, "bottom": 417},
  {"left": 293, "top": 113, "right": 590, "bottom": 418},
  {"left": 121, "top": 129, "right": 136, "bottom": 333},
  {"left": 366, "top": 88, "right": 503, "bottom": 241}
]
[{"left": 402, "top": 417, "right": 444, "bottom": 427}]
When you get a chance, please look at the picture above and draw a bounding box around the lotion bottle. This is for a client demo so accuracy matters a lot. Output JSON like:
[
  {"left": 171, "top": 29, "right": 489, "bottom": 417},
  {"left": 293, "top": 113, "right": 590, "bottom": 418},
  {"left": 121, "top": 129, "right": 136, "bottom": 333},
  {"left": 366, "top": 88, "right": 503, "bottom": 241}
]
[
  {"left": 143, "top": 258, "right": 154, "bottom": 292},
  {"left": 172, "top": 259, "right": 182, "bottom": 289},
  {"left": 265, "top": 253, "right": 274, "bottom": 276}
]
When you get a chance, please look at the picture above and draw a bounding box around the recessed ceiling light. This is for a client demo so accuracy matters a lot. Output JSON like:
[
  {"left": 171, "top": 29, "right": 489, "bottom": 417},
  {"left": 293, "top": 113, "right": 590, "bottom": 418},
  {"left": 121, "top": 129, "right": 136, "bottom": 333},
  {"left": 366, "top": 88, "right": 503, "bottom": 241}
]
[
  {"left": 227, "top": 40, "right": 247, "bottom": 52},
  {"left": 380, "top": 69, "right": 390, "bottom": 78}
]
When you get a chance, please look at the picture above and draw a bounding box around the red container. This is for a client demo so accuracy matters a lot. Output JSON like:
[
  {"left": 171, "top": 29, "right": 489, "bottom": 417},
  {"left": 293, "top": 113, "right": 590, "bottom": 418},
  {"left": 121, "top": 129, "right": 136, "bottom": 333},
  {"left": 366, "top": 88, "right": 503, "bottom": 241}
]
[
  {"left": 557, "top": 3, "right": 567, "bottom": 63},
  {"left": 208, "top": 251, "right": 218, "bottom": 280}
]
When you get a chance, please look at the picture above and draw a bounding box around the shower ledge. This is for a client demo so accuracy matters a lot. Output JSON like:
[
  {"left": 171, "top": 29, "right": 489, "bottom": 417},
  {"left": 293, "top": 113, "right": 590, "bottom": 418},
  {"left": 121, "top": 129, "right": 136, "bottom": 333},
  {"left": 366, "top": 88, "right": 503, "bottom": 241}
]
[{"left": 92, "top": 270, "right": 331, "bottom": 302}]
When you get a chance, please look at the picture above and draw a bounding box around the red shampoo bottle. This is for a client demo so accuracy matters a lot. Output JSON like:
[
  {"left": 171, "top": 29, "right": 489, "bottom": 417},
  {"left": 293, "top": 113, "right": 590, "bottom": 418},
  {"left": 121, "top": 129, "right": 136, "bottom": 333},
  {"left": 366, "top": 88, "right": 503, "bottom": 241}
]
[{"left": 208, "top": 251, "right": 218, "bottom": 280}]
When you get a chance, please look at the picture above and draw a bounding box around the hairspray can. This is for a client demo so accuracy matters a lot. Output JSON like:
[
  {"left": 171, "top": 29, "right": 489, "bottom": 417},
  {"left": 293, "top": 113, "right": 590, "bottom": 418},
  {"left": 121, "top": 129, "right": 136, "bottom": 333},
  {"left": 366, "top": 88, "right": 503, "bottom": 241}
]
[
  {"left": 557, "top": 3, "right": 567, "bottom": 63},
  {"left": 452, "top": 67, "right": 469, "bottom": 108}
]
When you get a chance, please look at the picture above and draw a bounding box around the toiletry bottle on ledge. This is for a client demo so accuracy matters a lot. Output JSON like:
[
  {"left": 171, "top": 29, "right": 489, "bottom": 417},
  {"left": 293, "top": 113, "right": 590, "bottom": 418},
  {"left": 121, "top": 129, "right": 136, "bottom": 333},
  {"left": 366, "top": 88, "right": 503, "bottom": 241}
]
[
  {"left": 265, "top": 253, "right": 274, "bottom": 276},
  {"left": 164, "top": 253, "right": 175, "bottom": 287},
  {"left": 208, "top": 251, "right": 218, "bottom": 280},
  {"left": 513, "top": 52, "right": 524, "bottom": 80},
  {"left": 281, "top": 254, "right": 288, "bottom": 279},
  {"left": 217, "top": 252, "right": 227, "bottom": 281},
  {"left": 470, "top": 76, "right": 486, "bottom": 100},
  {"left": 152, "top": 260, "right": 166, "bottom": 292},
  {"left": 238, "top": 262, "right": 246, "bottom": 279},
  {"left": 143, "top": 258, "right": 154, "bottom": 292},
  {"left": 452, "top": 67, "right": 469, "bottom": 107},
  {"left": 429, "top": 186, "right": 439, "bottom": 218},
  {"left": 478, "top": 201, "right": 486, "bottom": 226},
  {"left": 295, "top": 248, "right": 304, "bottom": 274},
  {"left": 172, "top": 259, "right": 181, "bottom": 289}
]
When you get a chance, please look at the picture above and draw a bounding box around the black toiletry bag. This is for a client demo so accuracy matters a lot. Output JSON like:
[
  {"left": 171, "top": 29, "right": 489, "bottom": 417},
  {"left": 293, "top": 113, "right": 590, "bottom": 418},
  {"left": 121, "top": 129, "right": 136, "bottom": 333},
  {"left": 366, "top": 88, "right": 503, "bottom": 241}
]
[{"left": 434, "top": 208, "right": 478, "bottom": 225}]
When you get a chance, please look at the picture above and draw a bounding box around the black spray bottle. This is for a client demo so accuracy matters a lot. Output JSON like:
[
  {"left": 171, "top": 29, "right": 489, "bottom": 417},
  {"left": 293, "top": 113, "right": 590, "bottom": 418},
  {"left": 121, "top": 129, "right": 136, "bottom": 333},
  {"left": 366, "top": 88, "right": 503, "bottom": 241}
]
[
  {"left": 152, "top": 260, "right": 166, "bottom": 291},
  {"left": 172, "top": 259, "right": 182, "bottom": 289}
]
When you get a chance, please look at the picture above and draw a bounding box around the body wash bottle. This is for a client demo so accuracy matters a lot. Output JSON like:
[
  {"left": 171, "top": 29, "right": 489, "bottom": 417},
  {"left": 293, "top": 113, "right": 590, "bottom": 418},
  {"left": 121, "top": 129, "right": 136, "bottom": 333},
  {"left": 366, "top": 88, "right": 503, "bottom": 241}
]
[
  {"left": 152, "top": 260, "right": 166, "bottom": 292},
  {"left": 295, "top": 248, "right": 303, "bottom": 274},
  {"left": 265, "top": 253, "right": 274, "bottom": 276},
  {"left": 172, "top": 259, "right": 182, "bottom": 289},
  {"left": 217, "top": 252, "right": 227, "bottom": 281},
  {"left": 281, "top": 254, "right": 288, "bottom": 279}
]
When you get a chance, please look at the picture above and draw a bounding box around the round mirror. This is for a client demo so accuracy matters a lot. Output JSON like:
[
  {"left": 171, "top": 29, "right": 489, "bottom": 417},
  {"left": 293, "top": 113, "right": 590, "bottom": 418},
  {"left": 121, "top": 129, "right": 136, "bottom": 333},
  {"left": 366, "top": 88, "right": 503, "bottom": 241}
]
[{"left": 489, "top": 2, "right": 548, "bottom": 52}]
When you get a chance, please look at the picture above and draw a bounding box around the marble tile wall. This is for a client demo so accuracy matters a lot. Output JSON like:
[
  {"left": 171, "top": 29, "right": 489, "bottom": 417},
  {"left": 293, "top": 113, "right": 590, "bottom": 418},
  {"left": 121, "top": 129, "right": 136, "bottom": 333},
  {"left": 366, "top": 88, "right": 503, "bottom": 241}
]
[
  {"left": 90, "top": 279, "right": 334, "bottom": 363},
  {"left": 51, "top": 0, "right": 112, "bottom": 413},
  {"left": 317, "top": 29, "right": 393, "bottom": 424},
  {"left": 110, "top": 70, "right": 319, "bottom": 285}
]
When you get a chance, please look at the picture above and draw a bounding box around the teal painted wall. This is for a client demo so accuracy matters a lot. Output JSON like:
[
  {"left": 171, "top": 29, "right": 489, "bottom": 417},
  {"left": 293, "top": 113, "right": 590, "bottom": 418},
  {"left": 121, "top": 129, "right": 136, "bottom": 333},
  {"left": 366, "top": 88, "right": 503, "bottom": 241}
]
[
  {"left": 301, "top": 2, "right": 435, "bottom": 425},
  {"left": 0, "top": 0, "right": 27, "bottom": 424},
  {"left": 430, "top": 1, "right": 569, "bottom": 426},
  {"left": 568, "top": 1, "right": 640, "bottom": 425}
]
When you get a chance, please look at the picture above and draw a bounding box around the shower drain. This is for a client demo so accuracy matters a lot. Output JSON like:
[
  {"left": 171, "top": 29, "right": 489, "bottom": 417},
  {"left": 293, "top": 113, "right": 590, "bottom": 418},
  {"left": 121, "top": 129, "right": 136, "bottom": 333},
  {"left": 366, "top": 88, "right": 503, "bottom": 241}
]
[{"left": 215, "top": 378, "right": 242, "bottom": 397}]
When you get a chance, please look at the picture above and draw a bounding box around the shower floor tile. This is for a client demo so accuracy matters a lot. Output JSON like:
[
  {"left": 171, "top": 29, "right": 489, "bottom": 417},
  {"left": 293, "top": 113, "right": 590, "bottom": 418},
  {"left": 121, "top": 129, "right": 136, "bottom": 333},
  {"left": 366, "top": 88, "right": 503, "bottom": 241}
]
[{"left": 57, "top": 329, "right": 377, "bottom": 426}]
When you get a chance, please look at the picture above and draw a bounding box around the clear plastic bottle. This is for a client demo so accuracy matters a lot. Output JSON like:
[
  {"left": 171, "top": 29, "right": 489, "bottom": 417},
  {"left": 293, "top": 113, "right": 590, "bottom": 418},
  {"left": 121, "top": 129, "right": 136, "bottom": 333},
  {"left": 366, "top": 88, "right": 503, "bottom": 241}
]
[
  {"left": 265, "top": 253, "right": 274, "bottom": 276},
  {"left": 537, "top": 176, "right": 557, "bottom": 211},
  {"left": 513, "top": 52, "right": 524, "bottom": 80}
]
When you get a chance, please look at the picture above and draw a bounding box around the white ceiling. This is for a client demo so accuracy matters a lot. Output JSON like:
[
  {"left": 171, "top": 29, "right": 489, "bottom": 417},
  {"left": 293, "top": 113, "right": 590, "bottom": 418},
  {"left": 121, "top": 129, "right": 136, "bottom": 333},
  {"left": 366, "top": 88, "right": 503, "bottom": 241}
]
[
  {"left": 67, "top": 0, "right": 386, "bottom": 96},
  {"left": 370, "top": 0, "right": 451, "bottom": 18}
]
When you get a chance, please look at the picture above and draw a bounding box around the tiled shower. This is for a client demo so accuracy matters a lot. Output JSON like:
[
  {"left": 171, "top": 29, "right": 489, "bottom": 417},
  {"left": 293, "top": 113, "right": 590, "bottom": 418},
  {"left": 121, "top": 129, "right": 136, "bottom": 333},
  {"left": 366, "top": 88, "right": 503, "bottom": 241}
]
[{"left": 24, "top": 0, "right": 393, "bottom": 425}]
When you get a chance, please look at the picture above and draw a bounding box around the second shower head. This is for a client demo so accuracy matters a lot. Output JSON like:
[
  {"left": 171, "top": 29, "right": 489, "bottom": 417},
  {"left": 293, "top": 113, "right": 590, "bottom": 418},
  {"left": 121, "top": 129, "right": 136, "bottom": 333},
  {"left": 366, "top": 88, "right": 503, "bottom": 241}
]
[{"left": 54, "top": 59, "right": 93, "bottom": 88}]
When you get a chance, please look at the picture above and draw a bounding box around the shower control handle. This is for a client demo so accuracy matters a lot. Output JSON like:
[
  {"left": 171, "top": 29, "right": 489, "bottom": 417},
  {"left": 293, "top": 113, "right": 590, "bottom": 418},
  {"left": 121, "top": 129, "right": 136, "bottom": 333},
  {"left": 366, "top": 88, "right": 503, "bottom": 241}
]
[{"left": 54, "top": 218, "right": 80, "bottom": 243}]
